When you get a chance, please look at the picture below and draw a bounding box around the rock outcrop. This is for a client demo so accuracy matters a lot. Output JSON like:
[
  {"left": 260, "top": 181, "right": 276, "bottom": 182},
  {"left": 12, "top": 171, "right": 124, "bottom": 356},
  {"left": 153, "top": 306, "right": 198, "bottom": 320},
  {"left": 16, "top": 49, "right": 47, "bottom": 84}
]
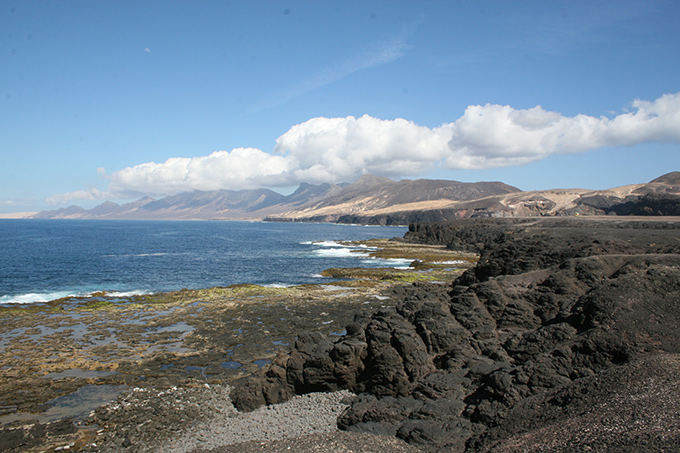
[{"left": 231, "top": 217, "right": 680, "bottom": 451}]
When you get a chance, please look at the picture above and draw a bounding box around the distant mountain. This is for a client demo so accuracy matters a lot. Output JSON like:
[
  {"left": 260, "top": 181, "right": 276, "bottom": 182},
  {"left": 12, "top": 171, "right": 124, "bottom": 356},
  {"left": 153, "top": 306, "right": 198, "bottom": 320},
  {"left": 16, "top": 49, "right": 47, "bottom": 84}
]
[
  {"left": 266, "top": 172, "right": 680, "bottom": 224},
  {"left": 264, "top": 175, "right": 521, "bottom": 222},
  {"left": 31, "top": 173, "right": 680, "bottom": 223},
  {"left": 32, "top": 182, "right": 345, "bottom": 220},
  {"left": 33, "top": 205, "right": 88, "bottom": 219}
]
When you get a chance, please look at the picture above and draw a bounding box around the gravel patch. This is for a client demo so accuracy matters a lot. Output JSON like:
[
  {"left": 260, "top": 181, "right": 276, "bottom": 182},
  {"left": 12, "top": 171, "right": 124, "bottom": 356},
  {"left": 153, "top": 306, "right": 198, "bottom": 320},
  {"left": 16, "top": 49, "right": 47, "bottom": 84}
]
[
  {"left": 198, "top": 431, "right": 425, "bottom": 453},
  {"left": 164, "top": 390, "right": 355, "bottom": 452},
  {"left": 86, "top": 386, "right": 356, "bottom": 452}
]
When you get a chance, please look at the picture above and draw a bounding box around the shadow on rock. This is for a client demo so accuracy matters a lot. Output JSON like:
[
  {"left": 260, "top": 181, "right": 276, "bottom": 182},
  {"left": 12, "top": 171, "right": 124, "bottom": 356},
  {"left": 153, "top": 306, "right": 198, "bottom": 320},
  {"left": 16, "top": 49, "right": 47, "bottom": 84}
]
[{"left": 231, "top": 218, "right": 680, "bottom": 452}]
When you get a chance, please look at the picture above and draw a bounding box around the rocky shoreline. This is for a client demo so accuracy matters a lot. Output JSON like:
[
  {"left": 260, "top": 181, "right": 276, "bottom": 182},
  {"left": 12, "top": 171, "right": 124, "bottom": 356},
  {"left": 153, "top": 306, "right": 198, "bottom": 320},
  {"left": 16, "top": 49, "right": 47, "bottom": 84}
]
[
  {"left": 3, "top": 217, "right": 680, "bottom": 451},
  {"left": 0, "top": 240, "right": 470, "bottom": 452},
  {"left": 232, "top": 217, "right": 680, "bottom": 451}
]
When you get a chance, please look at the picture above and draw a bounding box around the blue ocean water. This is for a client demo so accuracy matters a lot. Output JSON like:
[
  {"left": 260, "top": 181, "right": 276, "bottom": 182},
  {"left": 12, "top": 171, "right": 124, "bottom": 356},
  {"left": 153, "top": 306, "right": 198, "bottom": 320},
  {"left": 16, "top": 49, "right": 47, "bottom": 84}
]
[{"left": 0, "top": 220, "right": 408, "bottom": 304}]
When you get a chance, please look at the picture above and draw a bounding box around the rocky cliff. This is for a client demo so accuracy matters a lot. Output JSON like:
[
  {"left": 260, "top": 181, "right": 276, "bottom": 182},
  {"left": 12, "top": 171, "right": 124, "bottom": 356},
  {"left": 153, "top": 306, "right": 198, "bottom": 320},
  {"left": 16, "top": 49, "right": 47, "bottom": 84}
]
[{"left": 231, "top": 217, "right": 680, "bottom": 451}]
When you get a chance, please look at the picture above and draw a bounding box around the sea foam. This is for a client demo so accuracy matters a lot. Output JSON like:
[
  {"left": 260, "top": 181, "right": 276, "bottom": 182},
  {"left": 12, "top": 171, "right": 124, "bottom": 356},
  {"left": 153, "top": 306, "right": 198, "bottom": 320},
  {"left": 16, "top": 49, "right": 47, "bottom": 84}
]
[{"left": 0, "top": 289, "right": 150, "bottom": 305}]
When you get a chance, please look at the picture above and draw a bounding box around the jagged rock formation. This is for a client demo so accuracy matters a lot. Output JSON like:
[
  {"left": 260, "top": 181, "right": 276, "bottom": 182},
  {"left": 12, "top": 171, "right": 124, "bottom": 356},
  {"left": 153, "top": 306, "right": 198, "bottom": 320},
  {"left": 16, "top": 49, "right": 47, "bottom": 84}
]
[{"left": 231, "top": 217, "right": 680, "bottom": 451}]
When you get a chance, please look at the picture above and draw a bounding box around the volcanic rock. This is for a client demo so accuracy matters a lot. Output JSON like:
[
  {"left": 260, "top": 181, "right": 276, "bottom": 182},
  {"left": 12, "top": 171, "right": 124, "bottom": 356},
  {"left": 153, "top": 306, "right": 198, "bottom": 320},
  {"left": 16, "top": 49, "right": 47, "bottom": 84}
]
[{"left": 231, "top": 217, "right": 680, "bottom": 451}]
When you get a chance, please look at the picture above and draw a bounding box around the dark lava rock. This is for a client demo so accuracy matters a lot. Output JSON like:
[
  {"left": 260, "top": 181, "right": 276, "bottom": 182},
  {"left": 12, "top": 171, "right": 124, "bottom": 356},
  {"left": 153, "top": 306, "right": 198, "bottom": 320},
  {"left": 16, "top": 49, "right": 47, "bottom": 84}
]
[
  {"left": 231, "top": 217, "right": 680, "bottom": 451},
  {"left": 0, "top": 418, "right": 77, "bottom": 452},
  {"left": 470, "top": 353, "right": 680, "bottom": 452},
  {"left": 631, "top": 192, "right": 680, "bottom": 215}
]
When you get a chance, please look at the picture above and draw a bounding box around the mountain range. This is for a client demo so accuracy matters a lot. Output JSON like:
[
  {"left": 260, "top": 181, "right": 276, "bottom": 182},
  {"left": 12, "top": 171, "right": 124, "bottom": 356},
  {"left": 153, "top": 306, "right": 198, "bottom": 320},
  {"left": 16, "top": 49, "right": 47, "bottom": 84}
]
[{"left": 31, "top": 172, "right": 680, "bottom": 224}]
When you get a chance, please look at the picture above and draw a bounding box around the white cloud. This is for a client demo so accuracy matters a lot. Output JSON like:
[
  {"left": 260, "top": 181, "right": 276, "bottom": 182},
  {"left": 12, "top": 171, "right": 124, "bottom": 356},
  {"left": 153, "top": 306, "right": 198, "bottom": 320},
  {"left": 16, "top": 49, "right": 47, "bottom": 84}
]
[
  {"left": 46, "top": 188, "right": 106, "bottom": 205},
  {"left": 274, "top": 115, "right": 453, "bottom": 183},
  {"left": 445, "top": 91, "right": 680, "bottom": 169},
  {"left": 106, "top": 148, "right": 294, "bottom": 198},
  {"left": 600, "top": 94, "right": 680, "bottom": 145},
  {"left": 274, "top": 92, "right": 680, "bottom": 177},
  {"left": 48, "top": 92, "right": 680, "bottom": 204}
]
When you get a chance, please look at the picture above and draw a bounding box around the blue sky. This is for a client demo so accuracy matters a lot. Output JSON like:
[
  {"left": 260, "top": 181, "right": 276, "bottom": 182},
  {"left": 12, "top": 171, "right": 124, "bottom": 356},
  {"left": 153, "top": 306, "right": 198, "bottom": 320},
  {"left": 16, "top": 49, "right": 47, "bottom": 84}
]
[{"left": 2, "top": 0, "right": 680, "bottom": 213}]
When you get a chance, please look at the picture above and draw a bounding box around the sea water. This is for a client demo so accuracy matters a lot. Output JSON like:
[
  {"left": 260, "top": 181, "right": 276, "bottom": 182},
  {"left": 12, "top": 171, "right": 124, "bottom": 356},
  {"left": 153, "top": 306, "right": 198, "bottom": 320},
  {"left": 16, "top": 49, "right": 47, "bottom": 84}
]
[{"left": 0, "top": 220, "right": 408, "bottom": 305}]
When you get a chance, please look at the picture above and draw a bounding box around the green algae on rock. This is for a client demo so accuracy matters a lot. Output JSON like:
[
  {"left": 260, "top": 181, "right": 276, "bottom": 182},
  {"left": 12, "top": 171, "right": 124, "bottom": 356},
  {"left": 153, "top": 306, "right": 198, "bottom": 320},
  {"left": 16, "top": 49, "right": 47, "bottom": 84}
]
[{"left": 0, "top": 238, "right": 475, "bottom": 451}]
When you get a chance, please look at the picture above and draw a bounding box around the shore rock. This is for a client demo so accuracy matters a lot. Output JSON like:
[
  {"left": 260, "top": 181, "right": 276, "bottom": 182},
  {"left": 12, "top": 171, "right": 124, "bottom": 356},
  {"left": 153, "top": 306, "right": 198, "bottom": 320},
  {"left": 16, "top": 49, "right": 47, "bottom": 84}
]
[
  {"left": 231, "top": 217, "right": 680, "bottom": 451},
  {"left": 472, "top": 353, "right": 680, "bottom": 452}
]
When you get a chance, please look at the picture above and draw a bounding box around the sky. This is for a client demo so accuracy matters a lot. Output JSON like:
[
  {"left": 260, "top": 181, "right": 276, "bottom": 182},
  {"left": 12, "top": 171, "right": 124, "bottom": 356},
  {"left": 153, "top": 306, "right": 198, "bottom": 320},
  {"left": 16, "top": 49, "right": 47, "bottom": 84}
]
[{"left": 2, "top": 0, "right": 680, "bottom": 214}]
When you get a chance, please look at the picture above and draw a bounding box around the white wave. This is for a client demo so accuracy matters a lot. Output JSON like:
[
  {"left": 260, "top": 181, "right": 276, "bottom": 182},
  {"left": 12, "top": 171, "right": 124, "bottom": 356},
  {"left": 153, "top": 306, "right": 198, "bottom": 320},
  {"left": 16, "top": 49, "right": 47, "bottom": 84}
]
[
  {"left": 0, "top": 289, "right": 150, "bottom": 305},
  {"left": 437, "top": 260, "right": 467, "bottom": 265},
  {"left": 312, "top": 247, "right": 370, "bottom": 258},
  {"left": 357, "top": 244, "right": 379, "bottom": 250},
  {"left": 313, "top": 240, "right": 345, "bottom": 247},
  {"left": 107, "top": 290, "right": 150, "bottom": 298},
  {"left": 300, "top": 240, "right": 343, "bottom": 247},
  {"left": 0, "top": 291, "right": 78, "bottom": 304},
  {"left": 361, "top": 257, "right": 414, "bottom": 268},
  {"left": 262, "top": 283, "right": 294, "bottom": 288}
]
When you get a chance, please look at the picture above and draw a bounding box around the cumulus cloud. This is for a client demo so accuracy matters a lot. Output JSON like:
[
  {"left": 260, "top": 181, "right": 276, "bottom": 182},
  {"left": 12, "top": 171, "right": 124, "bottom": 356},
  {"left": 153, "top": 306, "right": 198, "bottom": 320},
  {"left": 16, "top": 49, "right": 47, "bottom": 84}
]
[
  {"left": 49, "top": 92, "right": 680, "bottom": 203},
  {"left": 107, "top": 148, "right": 293, "bottom": 198},
  {"left": 274, "top": 115, "right": 453, "bottom": 183},
  {"left": 445, "top": 91, "right": 680, "bottom": 169},
  {"left": 273, "top": 92, "right": 680, "bottom": 177}
]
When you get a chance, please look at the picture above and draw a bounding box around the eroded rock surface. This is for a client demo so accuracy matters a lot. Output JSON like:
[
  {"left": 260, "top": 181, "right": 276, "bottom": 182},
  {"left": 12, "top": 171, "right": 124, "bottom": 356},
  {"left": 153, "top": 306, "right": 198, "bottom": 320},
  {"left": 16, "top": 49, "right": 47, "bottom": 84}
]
[{"left": 232, "top": 217, "right": 680, "bottom": 451}]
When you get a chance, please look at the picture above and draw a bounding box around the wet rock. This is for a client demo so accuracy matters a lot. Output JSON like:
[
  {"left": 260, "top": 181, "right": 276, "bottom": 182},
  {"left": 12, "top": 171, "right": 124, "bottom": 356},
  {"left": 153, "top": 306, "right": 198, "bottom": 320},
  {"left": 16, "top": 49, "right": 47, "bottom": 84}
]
[
  {"left": 232, "top": 286, "right": 446, "bottom": 410},
  {"left": 0, "top": 418, "right": 77, "bottom": 452}
]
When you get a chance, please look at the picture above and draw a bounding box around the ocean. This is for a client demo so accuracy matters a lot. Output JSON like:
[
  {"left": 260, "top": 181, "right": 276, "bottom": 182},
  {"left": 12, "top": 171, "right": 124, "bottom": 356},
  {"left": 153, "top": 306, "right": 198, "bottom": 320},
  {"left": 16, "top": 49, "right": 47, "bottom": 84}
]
[{"left": 0, "top": 220, "right": 408, "bottom": 305}]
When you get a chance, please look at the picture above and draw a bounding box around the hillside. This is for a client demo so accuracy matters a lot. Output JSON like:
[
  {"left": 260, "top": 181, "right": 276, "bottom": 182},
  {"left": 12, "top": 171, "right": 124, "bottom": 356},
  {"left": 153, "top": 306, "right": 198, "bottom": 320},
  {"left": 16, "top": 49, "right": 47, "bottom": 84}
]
[
  {"left": 31, "top": 183, "right": 346, "bottom": 221},
  {"left": 31, "top": 172, "right": 680, "bottom": 222},
  {"left": 267, "top": 172, "right": 680, "bottom": 224},
  {"left": 30, "top": 177, "right": 518, "bottom": 221}
]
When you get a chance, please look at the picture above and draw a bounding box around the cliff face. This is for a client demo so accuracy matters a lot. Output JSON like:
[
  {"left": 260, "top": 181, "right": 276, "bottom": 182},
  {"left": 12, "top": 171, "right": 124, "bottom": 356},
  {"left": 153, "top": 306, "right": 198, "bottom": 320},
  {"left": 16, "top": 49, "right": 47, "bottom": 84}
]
[{"left": 232, "top": 217, "right": 680, "bottom": 451}]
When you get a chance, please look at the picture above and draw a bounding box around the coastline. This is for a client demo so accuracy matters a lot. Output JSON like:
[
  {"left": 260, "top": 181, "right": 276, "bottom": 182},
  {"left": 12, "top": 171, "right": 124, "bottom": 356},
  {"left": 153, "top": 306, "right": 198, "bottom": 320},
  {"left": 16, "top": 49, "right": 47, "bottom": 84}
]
[
  {"left": 5, "top": 216, "right": 680, "bottom": 451},
  {"left": 0, "top": 239, "right": 470, "bottom": 451},
  {"left": 0, "top": 212, "right": 37, "bottom": 219},
  {"left": 0, "top": 220, "right": 409, "bottom": 306},
  {"left": 230, "top": 216, "right": 680, "bottom": 452}
]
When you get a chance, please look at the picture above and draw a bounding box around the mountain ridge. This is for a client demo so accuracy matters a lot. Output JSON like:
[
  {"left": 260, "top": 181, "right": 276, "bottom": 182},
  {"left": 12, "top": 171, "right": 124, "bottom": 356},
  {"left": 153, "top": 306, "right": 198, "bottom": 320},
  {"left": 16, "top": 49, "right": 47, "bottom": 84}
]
[{"left": 31, "top": 172, "right": 680, "bottom": 222}]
